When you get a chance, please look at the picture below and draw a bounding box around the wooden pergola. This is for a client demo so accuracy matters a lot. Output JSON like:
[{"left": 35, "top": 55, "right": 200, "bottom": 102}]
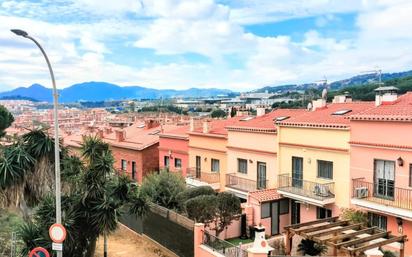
[{"left": 284, "top": 217, "right": 407, "bottom": 257}]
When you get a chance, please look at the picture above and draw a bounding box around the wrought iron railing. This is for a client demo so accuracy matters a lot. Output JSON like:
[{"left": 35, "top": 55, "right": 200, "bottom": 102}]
[
  {"left": 186, "top": 168, "right": 220, "bottom": 184},
  {"left": 277, "top": 174, "right": 335, "bottom": 201},
  {"left": 202, "top": 231, "right": 247, "bottom": 257},
  {"left": 352, "top": 178, "right": 412, "bottom": 210},
  {"left": 225, "top": 173, "right": 267, "bottom": 192}
]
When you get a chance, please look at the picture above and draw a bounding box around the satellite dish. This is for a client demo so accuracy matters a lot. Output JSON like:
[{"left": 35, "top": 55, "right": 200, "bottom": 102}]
[
  {"left": 322, "top": 88, "right": 328, "bottom": 100},
  {"left": 307, "top": 102, "right": 313, "bottom": 111}
]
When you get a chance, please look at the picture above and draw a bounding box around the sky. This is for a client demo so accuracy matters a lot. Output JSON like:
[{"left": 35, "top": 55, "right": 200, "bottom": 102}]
[{"left": 0, "top": 0, "right": 411, "bottom": 92}]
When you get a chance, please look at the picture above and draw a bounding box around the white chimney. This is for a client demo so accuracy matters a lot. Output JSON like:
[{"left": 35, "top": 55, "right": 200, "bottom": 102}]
[
  {"left": 375, "top": 86, "right": 399, "bottom": 106},
  {"left": 311, "top": 99, "right": 327, "bottom": 111},
  {"left": 332, "top": 95, "right": 352, "bottom": 103},
  {"left": 190, "top": 118, "right": 194, "bottom": 132},
  {"left": 256, "top": 106, "right": 266, "bottom": 117},
  {"left": 203, "top": 120, "right": 210, "bottom": 133},
  {"left": 247, "top": 225, "right": 274, "bottom": 254}
]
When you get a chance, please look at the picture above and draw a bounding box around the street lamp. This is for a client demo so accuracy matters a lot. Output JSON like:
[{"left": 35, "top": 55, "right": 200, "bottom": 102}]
[{"left": 11, "top": 29, "right": 63, "bottom": 257}]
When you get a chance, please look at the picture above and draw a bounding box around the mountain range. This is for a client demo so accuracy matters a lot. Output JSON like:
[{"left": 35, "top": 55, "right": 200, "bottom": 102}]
[
  {"left": 0, "top": 82, "right": 233, "bottom": 102},
  {"left": 1, "top": 69, "right": 411, "bottom": 102},
  {"left": 255, "top": 70, "right": 412, "bottom": 93}
]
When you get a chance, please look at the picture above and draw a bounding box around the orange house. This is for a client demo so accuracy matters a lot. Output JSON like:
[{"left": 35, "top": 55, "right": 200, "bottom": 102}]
[
  {"left": 158, "top": 125, "right": 189, "bottom": 176},
  {"left": 225, "top": 109, "right": 305, "bottom": 236},
  {"left": 349, "top": 89, "right": 412, "bottom": 255}
]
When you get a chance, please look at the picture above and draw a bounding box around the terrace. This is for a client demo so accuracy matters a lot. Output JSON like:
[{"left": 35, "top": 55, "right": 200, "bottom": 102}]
[
  {"left": 351, "top": 178, "right": 412, "bottom": 219},
  {"left": 277, "top": 174, "right": 335, "bottom": 206},
  {"left": 185, "top": 167, "right": 220, "bottom": 190},
  {"left": 225, "top": 173, "right": 268, "bottom": 198}
]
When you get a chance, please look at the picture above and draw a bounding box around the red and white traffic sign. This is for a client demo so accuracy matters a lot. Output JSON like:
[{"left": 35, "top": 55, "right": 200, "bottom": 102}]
[
  {"left": 29, "top": 247, "right": 50, "bottom": 257},
  {"left": 49, "top": 224, "right": 67, "bottom": 243}
]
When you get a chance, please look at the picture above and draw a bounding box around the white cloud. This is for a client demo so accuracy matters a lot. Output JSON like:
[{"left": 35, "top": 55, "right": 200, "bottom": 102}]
[{"left": 0, "top": 0, "right": 411, "bottom": 93}]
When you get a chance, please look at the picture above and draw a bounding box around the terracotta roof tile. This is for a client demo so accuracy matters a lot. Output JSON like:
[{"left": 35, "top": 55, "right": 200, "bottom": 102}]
[
  {"left": 249, "top": 188, "right": 283, "bottom": 203},
  {"left": 190, "top": 116, "right": 248, "bottom": 136},
  {"left": 278, "top": 102, "right": 374, "bottom": 128},
  {"left": 226, "top": 109, "right": 306, "bottom": 131},
  {"left": 349, "top": 92, "right": 412, "bottom": 122}
]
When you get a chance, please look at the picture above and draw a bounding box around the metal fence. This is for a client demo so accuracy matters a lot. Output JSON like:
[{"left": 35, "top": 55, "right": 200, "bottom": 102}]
[
  {"left": 0, "top": 231, "right": 23, "bottom": 257},
  {"left": 202, "top": 231, "right": 248, "bottom": 257},
  {"left": 120, "top": 203, "right": 195, "bottom": 257}
]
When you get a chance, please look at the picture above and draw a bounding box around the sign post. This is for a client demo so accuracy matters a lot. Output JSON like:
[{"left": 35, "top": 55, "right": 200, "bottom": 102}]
[
  {"left": 29, "top": 247, "right": 50, "bottom": 257},
  {"left": 49, "top": 224, "right": 66, "bottom": 252}
]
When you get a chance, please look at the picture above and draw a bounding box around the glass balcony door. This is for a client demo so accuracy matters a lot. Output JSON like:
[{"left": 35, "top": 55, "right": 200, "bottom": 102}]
[
  {"left": 292, "top": 157, "right": 303, "bottom": 188},
  {"left": 257, "top": 162, "right": 267, "bottom": 189},
  {"left": 374, "top": 160, "right": 395, "bottom": 199}
]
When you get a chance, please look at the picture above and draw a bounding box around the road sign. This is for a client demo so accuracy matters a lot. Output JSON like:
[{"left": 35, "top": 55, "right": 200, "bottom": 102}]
[
  {"left": 52, "top": 242, "right": 63, "bottom": 251},
  {"left": 49, "top": 223, "right": 66, "bottom": 243},
  {"left": 29, "top": 247, "right": 50, "bottom": 257}
]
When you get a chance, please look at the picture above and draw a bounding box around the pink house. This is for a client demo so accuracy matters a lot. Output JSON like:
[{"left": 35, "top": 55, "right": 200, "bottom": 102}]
[
  {"left": 158, "top": 125, "right": 189, "bottom": 176},
  {"left": 349, "top": 89, "right": 412, "bottom": 255}
]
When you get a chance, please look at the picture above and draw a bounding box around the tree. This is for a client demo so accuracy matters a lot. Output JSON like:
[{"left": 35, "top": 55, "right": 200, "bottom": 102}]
[
  {"left": 230, "top": 107, "right": 237, "bottom": 117},
  {"left": 182, "top": 191, "right": 241, "bottom": 238},
  {"left": 185, "top": 195, "right": 217, "bottom": 224},
  {"left": 213, "top": 192, "right": 241, "bottom": 237},
  {"left": 176, "top": 186, "right": 215, "bottom": 211},
  {"left": 15, "top": 135, "right": 147, "bottom": 257},
  {"left": 140, "top": 170, "right": 186, "bottom": 209},
  {"left": 0, "top": 105, "right": 14, "bottom": 137},
  {"left": 211, "top": 109, "right": 227, "bottom": 118},
  {"left": 340, "top": 208, "right": 368, "bottom": 226}
]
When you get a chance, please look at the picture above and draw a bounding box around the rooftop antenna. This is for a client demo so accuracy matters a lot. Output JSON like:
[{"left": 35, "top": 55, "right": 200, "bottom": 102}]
[{"left": 361, "top": 67, "right": 383, "bottom": 85}]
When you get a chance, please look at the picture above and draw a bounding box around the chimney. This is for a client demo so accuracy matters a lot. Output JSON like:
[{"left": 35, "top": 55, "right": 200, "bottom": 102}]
[
  {"left": 332, "top": 94, "right": 352, "bottom": 103},
  {"left": 190, "top": 118, "right": 195, "bottom": 132},
  {"left": 374, "top": 86, "right": 399, "bottom": 106},
  {"left": 97, "top": 129, "right": 104, "bottom": 138},
  {"left": 256, "top": 106, "right": 266, "bottom": 117},
  {"left": 105, "top": 127, "right": 112, "bottom": 134},
  {"left": 203, "top": 120, "right": 211, "bottom": 134},
  {"left": 311, "top": 98, "right": 327, "bottom": 111},
  {"left": 115, "top": 129, "right": 125, "bottom": 142},
  {"left": 248, "top": 225, "right": 274, "bottom": 254},
  {"left": 145, "top": 119, "right": 160, "bottom": 129}
]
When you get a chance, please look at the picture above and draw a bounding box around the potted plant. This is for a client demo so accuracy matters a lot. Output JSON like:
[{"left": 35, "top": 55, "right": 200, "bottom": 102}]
[{"left": 298, "top": 239, "right": 328, "bottom": 256}]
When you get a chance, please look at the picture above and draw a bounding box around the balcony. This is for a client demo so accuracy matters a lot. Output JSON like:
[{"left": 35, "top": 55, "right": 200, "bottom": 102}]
[
  {"left": 351, "top": 178, "right": 412, "bottom": 219},
  {"left": 277, "top": 174, "right": 335, "bottom": 206},
  {"left": 185, "top": 167, "right": 220, "bottom": 190},
  {"left": 225, "top": 173, "right": 267, "bottom": 198}
]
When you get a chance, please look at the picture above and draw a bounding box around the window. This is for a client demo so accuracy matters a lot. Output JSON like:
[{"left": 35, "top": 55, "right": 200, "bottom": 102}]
[
  {"left": 409, "top": 164, "right": 412, "bottom": 187},
  {"left": 317, "top": 160, "right": 333, "bottom": 179},
  {"left": 261, "top": 203, "right": 270, "bottom": 218},
  {"left": 275, "top": 116, "right": 290, "bottom": 121},
  {"left": 174, "top": 158, "right": 182, "bottom": 169},
  {"left": 374, "top": 160, "right": 395, "bottom": 199},
  {"left": 211, "top": 159, "right": 220, "bottom": 172},
  {"left": 164, "top": 156, "right": 170, "bottom": 167},
  {"left": 238, "top": 158, "right": 248, "bottom": 174},
  {"left": 332, "top": 109, "right": 352, "bottom": 115},
  {"left": 131, "top": 161, "right": 136, "bottom": 180},
  {"left": 121, "top": 159, "right": 127, "bottom": 171},
  {"left": 368, "top": 213, "right": 387, "bottom": 231},
  {"left": 316, "top": 207, "right": 332, "bottom": 219},
  {"left": 279, "top": 199, "right": 289, "bottom": 215}
]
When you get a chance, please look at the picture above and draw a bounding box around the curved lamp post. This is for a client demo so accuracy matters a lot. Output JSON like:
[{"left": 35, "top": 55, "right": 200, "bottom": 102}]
[{"left": 11, "top": 29, "right": 63, "bottom": 257}]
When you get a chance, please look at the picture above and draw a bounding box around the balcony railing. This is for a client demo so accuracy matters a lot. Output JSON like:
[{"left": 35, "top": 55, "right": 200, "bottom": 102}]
[
  {"left": 352, "top": 178, "right": 412, "bottom": 211},
  {"left": 225, "top": 173, "right": 267, "bottom": 192},
  {"left": 186, "top": 167, "right": 220, "bottom": 184},
  {"left": 202, "top": 231, "right": 247, "bottom": 257},
  {"left": 277, "top": 174, "right": 335, "bottom": 201}
]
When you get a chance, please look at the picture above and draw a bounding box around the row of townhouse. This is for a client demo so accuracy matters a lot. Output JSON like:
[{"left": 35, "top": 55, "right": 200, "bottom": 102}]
[{"left": 159, "top": 88, "right": 412, "bottom": 255}]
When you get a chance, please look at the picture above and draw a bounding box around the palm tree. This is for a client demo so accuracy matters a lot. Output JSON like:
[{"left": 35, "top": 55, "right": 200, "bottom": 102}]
[{"left": 0, "top": 131, "right": 147, "bottom": 256}]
